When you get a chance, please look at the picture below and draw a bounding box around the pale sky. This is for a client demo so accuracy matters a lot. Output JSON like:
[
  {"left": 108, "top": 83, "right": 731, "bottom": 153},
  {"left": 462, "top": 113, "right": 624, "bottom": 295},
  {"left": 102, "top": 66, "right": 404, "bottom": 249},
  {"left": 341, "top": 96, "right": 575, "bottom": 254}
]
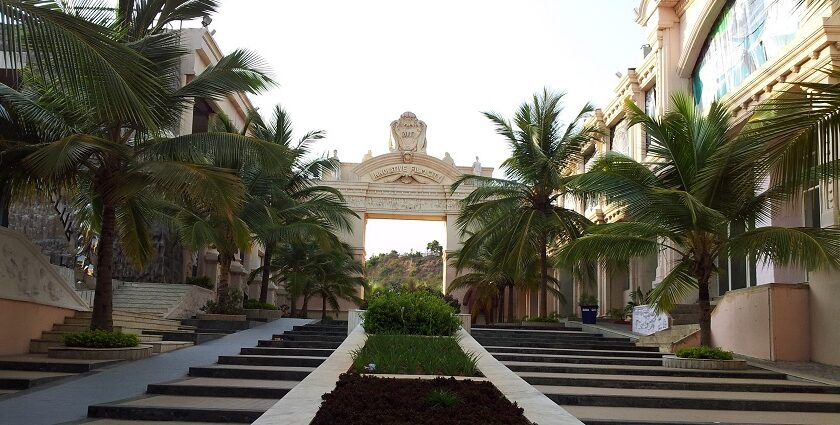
[{"left": 209, "top": 0, "right": 647, "bottom": 257}]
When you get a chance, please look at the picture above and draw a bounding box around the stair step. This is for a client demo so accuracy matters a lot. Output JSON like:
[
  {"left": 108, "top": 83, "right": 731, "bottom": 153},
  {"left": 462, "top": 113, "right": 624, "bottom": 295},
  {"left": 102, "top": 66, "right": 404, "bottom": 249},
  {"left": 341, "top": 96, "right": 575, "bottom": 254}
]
[
  {"left": 567, "top": 405, "right": 840, "bottom": 425},
  {"left": 0, "top": 356, "right": 121, "bottom": 373},
  {"left": 502, "top": 361, "right": 786, "bottom": 379},
  {"left": 257, "top": 340, "right": 340, "bottom": 349},
  {"left": 217, "top": 355, "right": 325, "bottom": 368},
  {"left": 538, "top": 385, "right": 840, "bottom": 412},
  {"left": 239, "top": 347, "right": 335, "bottom": 357},
  {"left": 491, "top": 352, "right": 663, "bottom": 366},
  {"left": 87, "top": 395, "right": 275, "bottom": 423},
  {"left": 0, "top": 370, "right": 74, "bottom": 389},
  {"left": 147, "top": 378, "right": 297, "bottom": 399},
  {"left": 147, "top": 341, "right": 194, "bottom": 354},
  {"left": 473, "top": 339, "right": 648, "bottom": 351},
  {"left": 188, "top": 365, "right": 314, "bottom": 381},
  {"left": 29, "top": 339, "right": 64, "bottom": 354},
  {"left": 274, "top": 334, "right": 346, "bottom": 342},
  {"left": 484, "top": 346, "right": 666, "bottom": 358},
  {"left": 138, "top": 334, "right": 163, "bottom": 343}
]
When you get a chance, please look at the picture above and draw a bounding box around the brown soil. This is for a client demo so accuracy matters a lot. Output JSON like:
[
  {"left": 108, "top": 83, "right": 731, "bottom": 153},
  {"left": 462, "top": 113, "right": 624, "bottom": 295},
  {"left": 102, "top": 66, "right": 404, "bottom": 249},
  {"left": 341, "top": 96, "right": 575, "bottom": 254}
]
[{"left": 311, "top": 374, "right": 536, "bottom": 425}]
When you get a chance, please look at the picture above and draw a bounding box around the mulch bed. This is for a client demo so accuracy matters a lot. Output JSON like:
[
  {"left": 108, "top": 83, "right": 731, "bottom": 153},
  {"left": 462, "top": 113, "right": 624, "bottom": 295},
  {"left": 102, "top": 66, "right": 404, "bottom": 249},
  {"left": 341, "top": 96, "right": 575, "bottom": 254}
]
[{"left": 310, "top": 374, "right": 535, "bottom": 425}]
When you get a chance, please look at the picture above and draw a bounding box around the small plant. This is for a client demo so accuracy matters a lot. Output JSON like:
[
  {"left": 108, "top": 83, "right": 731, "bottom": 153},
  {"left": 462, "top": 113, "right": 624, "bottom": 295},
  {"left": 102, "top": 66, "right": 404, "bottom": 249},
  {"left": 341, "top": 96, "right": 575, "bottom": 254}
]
[
  {"left": 675, "top": 346, "right": 734, "bottom": 360},
  {"left": 243, "top": 300, "right": 279, "bottom": 310},
  {"left": 579, "top": 293, "right": 599, "bottom": 307},
  {"left": 201, "top": 288, "right": 244, "bottom": 315},
  {"left": 64, "top": 330, "right": 139, "bottom": 348},
  {"left": 362, "top": 290, "right": 461, "bottom": 336},
  {"left": 183, "top": 276, "right": 213, "bottom": 289},
  {"left": 427, "top": 389, "right": 460, "bottom": 408},
  {"left": 607, "top": 307, "right": 632, "bottom": 322}
]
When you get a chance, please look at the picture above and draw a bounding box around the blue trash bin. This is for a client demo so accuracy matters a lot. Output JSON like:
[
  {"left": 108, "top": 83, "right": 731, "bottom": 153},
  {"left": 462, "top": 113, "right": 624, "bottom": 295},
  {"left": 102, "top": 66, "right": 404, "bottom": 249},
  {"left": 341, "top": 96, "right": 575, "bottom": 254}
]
[{"left": 580, "top": 306, "right": 598, "bottom": 324}]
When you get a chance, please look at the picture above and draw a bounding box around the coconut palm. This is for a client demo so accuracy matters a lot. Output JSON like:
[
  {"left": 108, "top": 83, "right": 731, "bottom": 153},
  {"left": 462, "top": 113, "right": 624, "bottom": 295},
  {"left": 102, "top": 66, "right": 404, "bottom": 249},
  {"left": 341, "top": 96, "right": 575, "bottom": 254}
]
[
  {"left": 452, "top": 89, "right": 601, "bottom": 317},
  {"left": 559, "top": 93, "right": 840, "bottom": 346},
  {"left": 246, "top": 105, "right": 357, "bottom": 304},
  {"left": 305, "top": 243, "right": 366, "bottom": 320},
  {"left": 0, "top": 1, "right": 278, "bottom": 330}
]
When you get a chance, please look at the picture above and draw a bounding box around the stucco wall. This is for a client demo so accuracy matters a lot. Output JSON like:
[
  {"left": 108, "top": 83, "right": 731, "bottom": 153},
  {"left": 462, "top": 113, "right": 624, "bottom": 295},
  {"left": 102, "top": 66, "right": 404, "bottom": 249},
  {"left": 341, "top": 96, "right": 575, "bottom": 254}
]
[
  {"left": 0, "top": 299, "right": 74, "bottom": 356},
  {"left": 808, "top": 270, "right": 840, "bottom": 366},
  {"left": 711, "top": 284, "right": 810, "bottom": 361}
]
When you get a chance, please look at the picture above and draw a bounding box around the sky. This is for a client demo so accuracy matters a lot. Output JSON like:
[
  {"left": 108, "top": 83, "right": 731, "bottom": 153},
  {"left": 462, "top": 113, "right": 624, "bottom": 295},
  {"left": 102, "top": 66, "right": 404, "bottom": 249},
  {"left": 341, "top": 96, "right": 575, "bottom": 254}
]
[{"left": 208, "top": 0, "right": 647, "bottom": 257}]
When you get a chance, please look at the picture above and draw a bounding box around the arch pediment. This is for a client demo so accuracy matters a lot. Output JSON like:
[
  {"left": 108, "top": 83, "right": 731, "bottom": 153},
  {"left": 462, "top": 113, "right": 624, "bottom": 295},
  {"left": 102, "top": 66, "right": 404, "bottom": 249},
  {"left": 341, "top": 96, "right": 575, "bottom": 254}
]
[{"left": 351, "top": 152, "right": 464, "bottom": 185}]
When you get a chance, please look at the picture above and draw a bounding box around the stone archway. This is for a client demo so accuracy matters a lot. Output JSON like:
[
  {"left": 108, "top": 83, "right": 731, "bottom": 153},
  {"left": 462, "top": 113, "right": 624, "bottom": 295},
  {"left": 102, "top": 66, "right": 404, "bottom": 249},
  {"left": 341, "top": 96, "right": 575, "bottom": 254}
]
[{"left": 321, "top": 112, "right": 492, "bottom": 310}]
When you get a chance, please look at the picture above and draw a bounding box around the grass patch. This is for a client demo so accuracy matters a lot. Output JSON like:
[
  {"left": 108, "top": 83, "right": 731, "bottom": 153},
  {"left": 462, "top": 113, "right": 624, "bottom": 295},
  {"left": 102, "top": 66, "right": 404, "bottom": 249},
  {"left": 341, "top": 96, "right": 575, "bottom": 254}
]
[
  {"left": 351, "top": 334, "right": 480, "bottom": 376},
  {"left": 675, "top": 346, "right": 734, "bottom": 360}
]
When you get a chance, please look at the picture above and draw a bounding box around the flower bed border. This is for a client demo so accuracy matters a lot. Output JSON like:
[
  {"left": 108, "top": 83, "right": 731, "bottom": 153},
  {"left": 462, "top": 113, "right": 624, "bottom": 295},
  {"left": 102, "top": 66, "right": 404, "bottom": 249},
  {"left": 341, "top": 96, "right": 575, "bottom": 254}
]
[{"left": 663, "top": 355, "right": 748, "bottom": 370}]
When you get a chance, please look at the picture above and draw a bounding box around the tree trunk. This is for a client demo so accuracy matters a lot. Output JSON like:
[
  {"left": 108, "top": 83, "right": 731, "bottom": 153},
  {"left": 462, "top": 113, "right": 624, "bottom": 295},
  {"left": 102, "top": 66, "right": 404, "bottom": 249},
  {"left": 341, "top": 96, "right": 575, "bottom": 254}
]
[
  {"left": 258, "top": 243, "right": 273, "bottom": 304},
  {"left": 301, "top": 295, "right": 310, "bottom": 317},
  {"left": 217, "top": 252, "right": 233, "bottom": 302},
  {"left": 539, "top": 241, "right": 548, "bottom": 317},
  {"left": 321, "top": 291, "right": 327, "bottom": 320},
  {"left": 0, "top": 183, "right": 11, "bottom": 227},
  {"left": 289, "top": 291, "right": 298, "bottom": 316},
  {"left": 507, "top": 284, "right": 514, "bottom": 322},
  {"left": 498, "top": 288, "right": 505, "bottom": 322},
  {"left": 91, "top": 199, "right": 116, "bottom": 331},
  {"left": 698, "top": 277, "right": 712, "bottom": 346}
]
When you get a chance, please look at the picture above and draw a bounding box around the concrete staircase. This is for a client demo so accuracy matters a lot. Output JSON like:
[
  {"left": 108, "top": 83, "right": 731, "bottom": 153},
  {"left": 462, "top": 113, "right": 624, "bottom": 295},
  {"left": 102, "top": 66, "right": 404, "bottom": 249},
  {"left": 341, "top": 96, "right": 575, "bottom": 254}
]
[
  {"left": 110, "top": 282, "right": 209, "bottom": 318},
  {"left": 83, "top": 321, "right": 348, "bottom": 424},
  {"left": 472, "top": 324, "right": 840, "bottom": 424},
  {"left": 29, "top": 311, "right": 194, "bottom": 355},
  {"left": 0, "top": 356, "right": 123, "bottom": 398}
]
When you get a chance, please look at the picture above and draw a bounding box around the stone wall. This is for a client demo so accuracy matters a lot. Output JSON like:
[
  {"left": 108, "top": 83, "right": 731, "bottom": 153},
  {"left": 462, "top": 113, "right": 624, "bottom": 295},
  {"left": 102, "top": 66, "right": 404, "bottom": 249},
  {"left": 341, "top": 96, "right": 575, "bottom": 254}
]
[{"left": 8, "top": 198, "right": 76, "bottom": 268}]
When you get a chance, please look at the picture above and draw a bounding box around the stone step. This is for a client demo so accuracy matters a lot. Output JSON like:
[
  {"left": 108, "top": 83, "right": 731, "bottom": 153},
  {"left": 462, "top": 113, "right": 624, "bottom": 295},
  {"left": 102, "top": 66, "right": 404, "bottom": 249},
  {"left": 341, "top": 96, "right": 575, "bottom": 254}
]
[
  {"left": 538, "top": 385, "right": 840, "bottom": 412},
  {"left": 239, "top": 347, "right": 335, "bottom": 357},
  {"left": 88, "top": 395, "right": 275, "bottom": 423},
  {"left": 274, "top": 334, "right": 346, "bottom": 342},
  {"left": 472, "top": 338, "right": 648, "bottom": 351},
  {"left": 217, "top": 355, "right": 325, "bottom": 368},
  {"left": 283, "top": 330, "right": 348, "bottom": 337},
  {"left": 180, "top": 319, "right": 255, "bottom": 332},
  {"left": 143, "top": 331, "right": 227, "bottom": 345},
  {"left": 484, "top": 346, "right": 667, "bottom": 359},
  {"left": 291, "top": 325, "right": 348, "bottom": 333},
  {"left": 138, "top": 334, "right": 163, "bottom": 343},
  {"left": 472, "top": 328, "right": 593, "bottom": 337},
  {"left": 502, "top": 361, "right": 786, "bottom": 379},
  {"left": 30, "top": 339, "right": 64, "bottom": 354},
  {"left": 84, "top": 419, "right": 241, "bottom": 424},
  {"left": 188, "top": 365, "right": 314, "bottom": 381},
  {"left": 147, "top": 378, "right": 297, "bottom": 399},
  {"left": 147, "top": 341, "right": 194, "bottom": 354},
  {"left": 257, "top": 339, "right": 341, "bottom": 349},
  {"left": 53, "top": 323, "right": 93, "bottom": 332},
  {"left": 473, "top": 324, "right": 584, "bottom": 332},
  {"left": 0, "top": 356, "right": 122, "bottom": 373},
  {"left": 0, "top": 370, "right": 74, "bottom": 389},
  {"left": 491, "top": 352, "right": 663, "bottom": 366},
  {"left": 568, "top": 405, "right": 840, "bottom": 425},
  {"left": 520, "top": 372, "right": 840, "bottom": 393},
  {"left": 472, "top": 334, "right": 632, "bottom": 343}
]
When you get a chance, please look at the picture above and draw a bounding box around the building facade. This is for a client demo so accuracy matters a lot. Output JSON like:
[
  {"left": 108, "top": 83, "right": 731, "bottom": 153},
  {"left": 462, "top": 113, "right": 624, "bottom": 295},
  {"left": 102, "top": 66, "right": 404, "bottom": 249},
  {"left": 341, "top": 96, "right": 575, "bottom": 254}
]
[{"left": 581, "top": 0, "right": 840, "bottom": 366}]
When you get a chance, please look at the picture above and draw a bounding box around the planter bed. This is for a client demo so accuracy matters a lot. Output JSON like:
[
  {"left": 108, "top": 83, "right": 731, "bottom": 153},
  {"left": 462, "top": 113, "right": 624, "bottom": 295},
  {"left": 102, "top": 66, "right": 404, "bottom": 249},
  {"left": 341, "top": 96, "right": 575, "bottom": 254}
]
[
  {"left": 243, "top": 309, "right": 283, "bottom": 321},
  {"left": 48, "top": 345, "right": 153, "bottom": 360},
  {"left": 663, "top": 355, "right": 748, "bottom": 370},
  {"left": 196, "top": 313, "right": 246, "bottom": 321},
  {"left": 310, "top": 373, "right": 533, "bottom": 425}
]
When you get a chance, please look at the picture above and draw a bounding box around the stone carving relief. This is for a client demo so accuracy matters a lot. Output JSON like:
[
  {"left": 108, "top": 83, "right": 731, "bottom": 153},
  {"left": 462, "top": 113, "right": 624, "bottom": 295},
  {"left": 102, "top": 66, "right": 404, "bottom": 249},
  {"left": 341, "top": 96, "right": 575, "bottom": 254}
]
[
  {"left": 632, "top": 304, "right": 669, "bottom": 335},
  {"left": 368, "top": 164, "right": 445, "bottom": 184},
  {"left": 0, "top": 227, "right": 89, "bottom": 310},
  {"left": 389, "top": 112, "right": 427, "bottom": 154}
]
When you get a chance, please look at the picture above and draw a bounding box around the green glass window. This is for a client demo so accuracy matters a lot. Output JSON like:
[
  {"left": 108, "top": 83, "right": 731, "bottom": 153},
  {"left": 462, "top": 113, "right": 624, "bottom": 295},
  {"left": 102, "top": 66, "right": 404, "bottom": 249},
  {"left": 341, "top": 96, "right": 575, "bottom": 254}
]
[{"left": 692, "top": 0, "right": 800, "bottom": 110}]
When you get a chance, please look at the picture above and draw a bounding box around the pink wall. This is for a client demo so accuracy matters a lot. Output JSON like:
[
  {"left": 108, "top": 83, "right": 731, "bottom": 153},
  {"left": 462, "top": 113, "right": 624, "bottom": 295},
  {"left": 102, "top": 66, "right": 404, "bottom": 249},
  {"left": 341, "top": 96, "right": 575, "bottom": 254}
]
[
  {"left": 711, "top": 284, "right": 810, "bottom": 361},
  {"left": 0, "top": 299, "right": 75, "bottom": 356}
]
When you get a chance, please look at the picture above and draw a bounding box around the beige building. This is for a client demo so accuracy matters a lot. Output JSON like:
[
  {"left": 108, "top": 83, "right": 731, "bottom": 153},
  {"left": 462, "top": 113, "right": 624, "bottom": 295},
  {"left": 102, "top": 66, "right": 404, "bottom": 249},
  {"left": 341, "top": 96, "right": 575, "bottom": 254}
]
[{"left": 576, "top": 0, "right": 840, "bottom": 366}]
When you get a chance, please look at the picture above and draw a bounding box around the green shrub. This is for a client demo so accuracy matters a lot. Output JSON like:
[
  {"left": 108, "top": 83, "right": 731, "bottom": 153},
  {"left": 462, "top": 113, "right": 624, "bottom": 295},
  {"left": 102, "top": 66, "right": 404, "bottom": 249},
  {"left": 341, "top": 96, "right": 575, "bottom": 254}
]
[
  {"left": 675, "top": 346, "right": 734, "bottom": 360},
  {"left": 243, "top": 300, "right": 279, "bottom": 310},
  {"left": 362, "top": 290, "right": 461, "bottom": 336},
  {"left": 64, "top": 330, "right": 139, "bottom": 348},
  {"left": 579, "top": 293, "right": 599, "bottom": 307},
  {"left": 427, "top": 389, "right": 460, "bottom": 408},
  {"left": 201, "top": 288, "right": 244, "bottom": 315},
  {"left": 184, "top": 276, "right": 213, "bottom": 289}
]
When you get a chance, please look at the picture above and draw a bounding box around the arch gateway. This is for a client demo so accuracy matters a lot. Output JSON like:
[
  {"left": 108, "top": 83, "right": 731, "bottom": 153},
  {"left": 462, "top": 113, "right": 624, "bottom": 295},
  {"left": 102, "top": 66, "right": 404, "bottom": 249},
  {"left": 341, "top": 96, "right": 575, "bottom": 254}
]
[{"left": 321, "top": 112, "right": 492, "bottom": 305}]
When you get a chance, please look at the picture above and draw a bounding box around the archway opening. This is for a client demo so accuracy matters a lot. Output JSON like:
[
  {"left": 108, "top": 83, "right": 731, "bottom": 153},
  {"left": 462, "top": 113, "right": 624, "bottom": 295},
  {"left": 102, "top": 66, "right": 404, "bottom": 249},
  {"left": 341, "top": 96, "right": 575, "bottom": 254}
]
[{"left": 364, "top": 218, "right": 447, "bottom": 293}]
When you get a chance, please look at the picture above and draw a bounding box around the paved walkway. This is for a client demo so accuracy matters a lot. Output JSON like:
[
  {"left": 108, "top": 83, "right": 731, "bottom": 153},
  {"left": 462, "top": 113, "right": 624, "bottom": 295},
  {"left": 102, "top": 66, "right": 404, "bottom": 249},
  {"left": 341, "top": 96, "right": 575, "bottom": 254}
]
[{"left": 0, "top": 318, "right": 312, "bottom": 425}]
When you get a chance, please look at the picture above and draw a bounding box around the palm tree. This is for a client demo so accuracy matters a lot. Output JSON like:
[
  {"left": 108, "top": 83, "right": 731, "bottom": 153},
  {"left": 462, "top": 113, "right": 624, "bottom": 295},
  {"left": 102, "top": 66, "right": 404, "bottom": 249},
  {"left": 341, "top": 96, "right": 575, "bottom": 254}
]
[
  {"left": 0, "top": 2, "right": 278, "bottom": 330},
  {"left": 560, "top": 93, "right": 840, "bottom": 346},
  {"left": 247, "top": 105, "right": 356, "bottom": 304},
  {"left": 307, "top": 244, "right": 366, "bottom": 320},
  {"left": 452, "top": 89, "right": 601, "bottom": 317}
]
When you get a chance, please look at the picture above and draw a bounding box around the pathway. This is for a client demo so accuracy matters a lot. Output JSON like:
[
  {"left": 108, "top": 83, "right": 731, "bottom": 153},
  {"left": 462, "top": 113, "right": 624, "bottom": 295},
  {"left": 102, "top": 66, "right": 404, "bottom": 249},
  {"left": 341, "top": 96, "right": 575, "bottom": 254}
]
[{"left": 0, "top": 318, "right": 312, "bottom": 425}]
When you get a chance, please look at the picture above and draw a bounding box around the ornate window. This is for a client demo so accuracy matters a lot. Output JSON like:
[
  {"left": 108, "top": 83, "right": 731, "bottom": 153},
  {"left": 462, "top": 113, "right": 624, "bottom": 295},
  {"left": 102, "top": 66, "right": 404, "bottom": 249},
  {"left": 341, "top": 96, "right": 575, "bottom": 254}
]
[
  {"left": 609, "top": 119, "right": 629, "bottom": 156},
  {"left": 644, "top": 87, "right": 656, "bottom": 154},
  {"left": 692, "top": 0, "right": 800, "bottom": 110}
]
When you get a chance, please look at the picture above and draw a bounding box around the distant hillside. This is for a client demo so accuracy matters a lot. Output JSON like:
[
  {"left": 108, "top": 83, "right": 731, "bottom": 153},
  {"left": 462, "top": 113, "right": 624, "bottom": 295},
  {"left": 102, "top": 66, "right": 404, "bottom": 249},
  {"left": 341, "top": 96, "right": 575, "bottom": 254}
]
[{"left": 365, "top": 249, "right": 443, "bottom": 292}]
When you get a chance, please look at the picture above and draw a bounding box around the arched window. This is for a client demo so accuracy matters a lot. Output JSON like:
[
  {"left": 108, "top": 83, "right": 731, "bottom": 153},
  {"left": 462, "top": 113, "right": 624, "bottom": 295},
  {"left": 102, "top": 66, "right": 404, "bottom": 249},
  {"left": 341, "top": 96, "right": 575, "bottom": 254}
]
[{"left": 692, "top": 0, "right": 800, "bottom": 110}]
